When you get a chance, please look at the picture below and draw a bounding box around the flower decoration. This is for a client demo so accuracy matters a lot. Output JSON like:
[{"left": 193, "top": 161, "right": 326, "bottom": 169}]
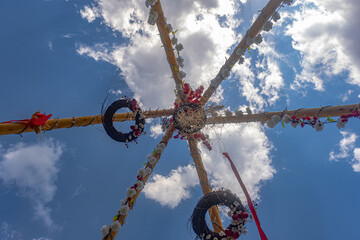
[
  {"left": 145, "top": 0, "right": 158, "bottom": 7},
  {"left": 148, "top": 9, "right": 158, "bottom": 25},
  {"left": 238, "top": 55, "right": 245, "bottom": 65},
  {"left": 110, "top": 221, "right": 121, "bottom": 232},
  {"left": 171, "top": 36, "right": 178, "bottom": 45},
  {"left": 314, "top": 120, "right": 324, "bottom": 132},
  {"left": 138, "top": 168, "right": 146, "bottom": 177},
  {"left": 263, "top": 21, "right": 273, "bottom": 32},
  {"left": 254, "top": 34, "right": 263, "bottom": 45},
  {"left": 337, "top": 117, "right": 348, "bottom": 129},
  {"left": 145, "top": 167, "right": 152, "bottom": 174},
  {"left": 282, "top": 114, "right": 291, "bottom": 124},
  {"left": 135, "top": 180, "right": 144, "bottom": 190},
  {"left": 175, "top": 43, "right": 184, "bottom": 52},
  {"left": 148, "top": 155, "right": 157, "bottom": 165},
  {"left": 177, "top": 71, "right": 186, "bottom": 80},
  {"left": 119, "top": 205, "right": 130, "bottom": 216},
  {"left": 101, "top": 225, "right": 109, "bottom": 236},
  {"left": 165, "top": 23, "right": 173, "bottom": 32},
  {"left": 176, "top": 56, "right": 184, "bottom": 68},
  {"left": 267, "top": 114, "right": 281, "bottom": 128},
  {"left": 272, "top": 11, "right": 281, "bottom": 22},
  {"left": 126, "top": 188, "right": 136, "bottom": 198}
]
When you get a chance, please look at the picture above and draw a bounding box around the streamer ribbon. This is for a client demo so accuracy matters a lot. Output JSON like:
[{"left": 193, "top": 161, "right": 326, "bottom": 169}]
[{"left": 222, "top": 152, "right": 268, "bottom": 240}]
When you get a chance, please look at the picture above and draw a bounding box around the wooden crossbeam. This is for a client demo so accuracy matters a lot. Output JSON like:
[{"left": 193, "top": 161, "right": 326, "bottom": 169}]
[
  {"left": 0, "top": 109, "right": 174, "bottom": 136},
  {"left": 188, "top": 136, "right": 224, "bottom": 232},
  {"left": 200, "top": 0, "right": 284, "bottom": 105},
  {"left": 103, "top": 123, "right": 176, "bottom": 240},
  {"left": 206, "top": 104, "right": 359, "bottom": 125}
]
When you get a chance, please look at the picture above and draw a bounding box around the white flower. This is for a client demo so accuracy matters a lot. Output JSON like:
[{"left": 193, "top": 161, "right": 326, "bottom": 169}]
[
  {"left": 171, "top": 36, "right": 177, "bottom": 45},
  {"left": 243, "top": 229, "right": 248, "bottom": 235},
  {"left": 235, "top": 110, "right": 243, "bottom": 117},
  {"left": 283, "top": 0, "right": 293, "bottom": 5},
  {"left": 148, "top": 156, "right": 157, "bottom": 165},
  {"left": 254, "top": 34, "right": 263, "bottom": 45},
  {"left": 238, "top": 224, "right": 244, "bottom": 230},
  {"left": 166, "top": 23, "right": 173, "bottom": 32},
  {"left": 246, "top": 36, "right": 254, "bottom": 46},
  {"left": 156, "top": 143, "right": 166, "bottom": 153},
  {"left": 206, "top": 234, "right": 211, "bottom": 239},
  {"left": 221, "top": 68, "right": 230, "bottom": 79},
  {"left": 177, "top": 71, "right": 186, "bottom": 80},
  {"left": 119, "top": 205, "right": 130, "bottom": 215},
  {"left": 213, "top": 238, "right": 218, "bottom": 240},
  {"left": 282, "top": 114, "right": 291, "bottom": 124},
  {"left": 263, "top": 21, "right": 273, "bottom": 31},
  {"left": 147, "top": 9, "right": 158, "bottom": 25},
  {"left": 136, "top": 180, "right": 144, "bottom": 190},
  {"left": 314, "top": 120, "right": 324, "bottom": 132},
  {"left": 110, "top": 221, "right": 121, "bottom": 232},
  {"left": 200, "top": 233, "right": 205, "bottom": 238},
  {"left": 246, "top": 107, "right": 252, "bottom": 115},
  {"left": 101, "top": 225, "right": 109, "bottom": 236},
  {"left": 145, "top": 167, "right": 152, "bottom": 174},
  {"left": 219, "top": 231, "right": 226, "bottom": 236},
  {"left": 120, "top": 199, "right": 127, "bottom": 205},
  {"left": 225, "top": 109, "right": 233, "bottom": 117},
  {"left": 236, "top": 48, "right": 244, "bottom": 56},
  {"left": 138, "top": 168, "right": 146, "bottom": 177},
  {"left": 145, "top": 0, "right": 157, "bottom": 7},
  {"left": 337, "top": 117, "right": 347, "bottom": 129},
  {"left": 126, "top": 188, "right": 136, "bottom": 198},
  {"left": 147, "top": 154, "right": 154, "bottom": 160},
  {"left": 272, "top": 11, "right": 280, "bottom": 22},
  {"left": 176, "top": 56, "right": 184, "bottom": 68},
  {"left": 238, "top": 55, "right": 245, "bottom": 65},
  {"left": 175, "top": 43, "right": 183, "bottom": 52},
  {"left": 269, "top": 114, "right": 281, "bottom": 128},
  {"left": 291, "top": 121, "right": 298, "bottom": 128}
]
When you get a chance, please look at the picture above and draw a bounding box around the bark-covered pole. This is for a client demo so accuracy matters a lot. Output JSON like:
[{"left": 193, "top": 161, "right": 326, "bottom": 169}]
[
  {"left": 102, "top": 123, "right": 176, "bottom": 240},
  {"left": 200, "top": 0, "right": 284, "bottom": 105},
  {"left": 0, "top": 109, "right": 174, "bottom": 136},
  {"left": 206, "top": 104, "right": 359, "bottom": 125},
  {"left": 188, "top": 136, "right": 224, "bottom": 233}
]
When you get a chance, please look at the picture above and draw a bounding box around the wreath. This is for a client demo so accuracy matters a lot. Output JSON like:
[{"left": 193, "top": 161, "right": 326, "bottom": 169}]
[
  {"left": 191, "top": 189, "right": 249, "bottom": 240},
  {"left": 103, "top": 98, "right": 145, "bottom": 143}
]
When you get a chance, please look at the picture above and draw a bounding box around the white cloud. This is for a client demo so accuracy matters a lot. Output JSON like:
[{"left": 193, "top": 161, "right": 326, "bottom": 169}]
[
  {"left": 329, "top": 131, "right": 357, "bottom": 161},
  {"left": 286, "top": 0, "right": 360, "bottom": 91},
  {"left": 143, "top": 164, "right": 198, "bottom": 208},
  {"left": 149, "top": 124, "right": 163, "bottom": 139},
  {"left": 352, "top": 148, "right": 360, "bottom": 172},
  {"left": 0, "top": 140, "right": 64, "bottom": 228},
  {"left": 0, "top": 222, "right": 20, "bottom": 240},
  {"left": 342, "top": 90, "right": 353, "bottom": 102},
  {"left": 80, "top": 5, "right": 100, "bottom": 23},
  {"left": 144, "top": 123, "right": 275, "bottom": 207}
]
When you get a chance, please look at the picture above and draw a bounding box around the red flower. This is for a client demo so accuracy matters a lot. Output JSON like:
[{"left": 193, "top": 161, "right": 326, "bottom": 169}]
[
  {"left": 239, "top": 212, "right": 249, "bottom": 219},
  {"left": 225, "top": 229, "right": 233, "bottom": 237},
  {"left": 232, "top": 214, "right": 240, "bottom": 220},
  {"left": 232, "top": 232, "right": 240, "bottom": 239}
]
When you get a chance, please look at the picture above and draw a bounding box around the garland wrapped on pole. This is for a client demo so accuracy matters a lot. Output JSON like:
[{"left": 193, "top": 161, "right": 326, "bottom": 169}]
[{"left": 0, "top": 109, "right": 174, "bottom": 136}]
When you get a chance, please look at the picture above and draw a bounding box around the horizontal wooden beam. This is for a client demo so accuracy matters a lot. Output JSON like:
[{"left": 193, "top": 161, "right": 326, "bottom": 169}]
[
  {"left": 0, "top": 109, "right": 174, "bottom": 136},
  {"left": 206, "top": 104, "right": 359, "bottom": 124}
]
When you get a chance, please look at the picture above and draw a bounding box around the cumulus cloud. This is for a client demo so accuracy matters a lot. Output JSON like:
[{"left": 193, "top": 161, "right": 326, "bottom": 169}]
[
  {"left": 143, "top": 164, "right": 198, "bottom": 208},
  {"left": 286, "top": 0, "right": 360, "bottom": 91},
  {"left": 0, "top": 222, "right": 20, "bottom": 240},
  {"left": 329, "top": 131, "right": 357, "bottom": 161},
  {"left": 149, "top": 124, "right": 163, "bottom": 139},
  {"left": 0, "top": 140, "right": 64, "bottom": 228},
  {"left": 329, "top": 130, "right": 360, "bottom": 173},
  {"left": 144, "top": 123, "right": 275, "bottom": 207}
]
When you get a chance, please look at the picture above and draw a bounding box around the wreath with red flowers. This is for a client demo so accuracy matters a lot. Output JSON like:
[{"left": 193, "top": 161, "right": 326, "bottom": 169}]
[{"left": 103, "top": 98, "right": 145, "bottom": 143}]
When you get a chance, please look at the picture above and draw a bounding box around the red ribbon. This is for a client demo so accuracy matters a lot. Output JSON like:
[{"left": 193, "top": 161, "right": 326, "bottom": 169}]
[
  {"left": 223, "top": 152, "right": 268, "bottom": 240},
  {"left": 1, "top": 112, "right": 52, "bottom": 131}
]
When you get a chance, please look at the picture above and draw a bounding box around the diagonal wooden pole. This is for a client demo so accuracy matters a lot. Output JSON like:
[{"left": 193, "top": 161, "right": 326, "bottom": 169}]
[
  {"left": 102, "top": 123, "right": 176, "bottom": 240},
  {"left": 200, "top": 0, "right": 284, "bottom": 105},
  {"left": 188, "top": 136, "right": 224, "bottom": 233},
  {"left": 152, "top": 0, "right": 184, "bottom": 101},
  {"left": 0, "top": 109, "right": 174, "bottom": 136},
  {"left": 206, "top": 104, "right": 359, "bottom": 125}
]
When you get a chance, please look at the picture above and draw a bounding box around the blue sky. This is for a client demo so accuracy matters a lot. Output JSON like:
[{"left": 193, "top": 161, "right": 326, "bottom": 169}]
[{"left": 1, "top": 0, "right": 360, "bottom": 240}]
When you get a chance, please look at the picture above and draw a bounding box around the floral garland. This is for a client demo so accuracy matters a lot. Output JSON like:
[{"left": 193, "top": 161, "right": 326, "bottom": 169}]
[
  {"left": 266, "top": 109, "right": 360, "bottom": 132},
  {"left": 102, "top": 98, "right": 145, "bottom": 146},
  {"left": 191, "top": 189, "right": 250, "bottom": 240},
  {"left": 101, "top": 142, "right": 166, "bottom": 238}
]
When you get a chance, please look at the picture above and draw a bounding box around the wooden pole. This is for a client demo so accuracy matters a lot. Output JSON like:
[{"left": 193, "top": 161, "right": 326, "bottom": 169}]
[
  {"left": 152, "top": 0, "right": 184, "bottom": 100},
  {"left": 103, "top": 123, "right": 176, "bottom": 240},
  {"left": 200, "top": 0, "right": 284, "bottom": 105},
  {"left": 0, "top": 109, "right": 174, "bottom": 136},
  {"left": 206, "top": 104, "right": 359, "bottom": 125},
  {"left": 188, "top": 136, "right": 224, "bottom": 233}
]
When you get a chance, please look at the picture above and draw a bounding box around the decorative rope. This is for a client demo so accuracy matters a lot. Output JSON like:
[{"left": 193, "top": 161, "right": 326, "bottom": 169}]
[{"left": 223, "top": 152, "right": 268, "bottom": 240}]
